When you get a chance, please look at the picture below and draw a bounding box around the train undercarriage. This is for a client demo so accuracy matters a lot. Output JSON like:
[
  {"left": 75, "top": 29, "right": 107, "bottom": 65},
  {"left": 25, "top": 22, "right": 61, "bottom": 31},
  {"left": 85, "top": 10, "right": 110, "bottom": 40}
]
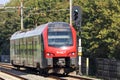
[
  {"left": 38, "top": 57, "right": 78, "bottom": 75},
  {"left": 11, "top": 57, "right": 77, "bottom": 76}
]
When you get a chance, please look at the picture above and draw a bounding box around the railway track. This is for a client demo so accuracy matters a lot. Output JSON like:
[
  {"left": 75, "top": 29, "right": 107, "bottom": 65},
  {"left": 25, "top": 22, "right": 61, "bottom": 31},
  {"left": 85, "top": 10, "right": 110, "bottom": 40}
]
[
  {"left": 48, "top": 73, "right": 94, "bottom": 80},
  {"left": 0, "top": 77, "right": 5, "bottom": 80},
  {"left": 0, "top": 63, "right": 28, "bottom": 80},
  {"left": 0, "top": 63, "right": 97, "bottom": 80},
  {"left": 0, "top": 70, "right": 28, "bottom": 80}
]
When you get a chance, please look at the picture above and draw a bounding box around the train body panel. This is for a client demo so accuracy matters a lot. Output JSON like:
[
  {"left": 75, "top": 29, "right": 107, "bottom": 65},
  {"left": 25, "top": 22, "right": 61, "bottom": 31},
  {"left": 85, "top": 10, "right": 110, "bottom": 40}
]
[
  {"left": 10, "top": 22, "right": 78, "bottom": 74},
  {"left": 10, "top": 24, "right": 47, "bottom": 68}
]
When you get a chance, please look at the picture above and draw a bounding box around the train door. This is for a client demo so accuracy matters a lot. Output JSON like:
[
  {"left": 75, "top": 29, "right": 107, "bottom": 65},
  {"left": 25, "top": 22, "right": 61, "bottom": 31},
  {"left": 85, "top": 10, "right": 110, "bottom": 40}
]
[
  {"left": 40, "top": 35, "right": 47, "bottom": 68},
  {"left": 14, "top": 39, "right": 20, "bottom": 64},
  {"left": 23, "top": 38, "right": 26, "bottom": 65},
  {"left": 36, "top": 36, "right": 41, "bottom": 67},
  {"left": 19, "top": 39, "right": 21, "bottom": 65},
  {"left": 24, "top": 38, "right": 27, "bottom": 66},
  {"left": 26, "top": 37, "right": 34, "bottom": 66},
  {"left": 10, "top": 40, "right": 15, "bottom": 63},
  {"left": 33, "top": 36, "right": 39, "bottom": 67},
  {"left": 41, "top": 35, "right": 44, "bottom": 55},
  {"left": 19, "top": 38, "right": 26, "bottom": 65}
]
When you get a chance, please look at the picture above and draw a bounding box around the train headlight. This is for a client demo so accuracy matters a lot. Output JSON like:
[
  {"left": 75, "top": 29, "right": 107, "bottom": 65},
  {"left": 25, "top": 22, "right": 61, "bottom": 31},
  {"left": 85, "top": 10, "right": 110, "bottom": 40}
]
[
  {"left": 68, "top": 52, "right": 75, "bottom": 56},
  {"left": 46, "top": 53, "right": 54, "bottom": 57},
  {"left": 47, "top": 53, "right": 50, "bottom": 56},
  {"left": 71, "top": 52, "right": 75, "bottom": 55}
]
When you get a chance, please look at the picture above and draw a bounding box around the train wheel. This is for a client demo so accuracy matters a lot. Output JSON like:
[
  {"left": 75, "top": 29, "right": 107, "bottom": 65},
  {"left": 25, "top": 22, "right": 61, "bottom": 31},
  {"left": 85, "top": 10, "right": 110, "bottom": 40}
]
[
  {"left": 36, "top": 67, "right": 42, "bottom": 75},
  {"left": 43, "top": 69, "right": 49, "bottom": 77},
  {"left": 16, "top": 66, "right": 20, "bottom": 70},
  {"left": 63, "top": 72, "right": 68, "bottom": 76},
  {"left": 36, "top": 66, "right": 49, "bottom": 76}
]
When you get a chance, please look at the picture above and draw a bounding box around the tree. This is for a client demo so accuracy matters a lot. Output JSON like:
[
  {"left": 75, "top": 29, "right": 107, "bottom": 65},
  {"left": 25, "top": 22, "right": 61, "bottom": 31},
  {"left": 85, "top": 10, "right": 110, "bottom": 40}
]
[
  {"left": 76, "top": 0, "right": 120, "bottom": 59},
  {"left": 0, "top": 10, "right": 20, "bottom": 55}
]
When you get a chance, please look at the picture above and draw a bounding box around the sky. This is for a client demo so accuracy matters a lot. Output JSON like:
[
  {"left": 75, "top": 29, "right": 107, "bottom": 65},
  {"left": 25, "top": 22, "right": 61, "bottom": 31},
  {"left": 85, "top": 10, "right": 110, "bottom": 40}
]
[{"left": 0, "top": 0, "right": 9, "bottom": 5}]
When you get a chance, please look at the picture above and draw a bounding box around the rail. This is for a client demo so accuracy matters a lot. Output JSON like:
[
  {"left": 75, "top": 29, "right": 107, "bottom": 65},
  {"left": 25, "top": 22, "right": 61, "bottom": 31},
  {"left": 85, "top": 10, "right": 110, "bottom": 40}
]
[
  {"left": 0, "top": 71, "right": 28, "bottom": 80},
  {"left": 0, "top": 63, "right": 27, "bottom": 80},
  {"left": 0, "top": 62, "right": 95, "bottom": 80}
]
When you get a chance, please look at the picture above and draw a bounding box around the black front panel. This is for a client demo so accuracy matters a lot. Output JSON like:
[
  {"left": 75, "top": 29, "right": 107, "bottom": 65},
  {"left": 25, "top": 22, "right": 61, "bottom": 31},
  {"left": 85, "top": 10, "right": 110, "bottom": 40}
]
[{"left": 53, "top": 57, "right": 70, "bottom": 68}]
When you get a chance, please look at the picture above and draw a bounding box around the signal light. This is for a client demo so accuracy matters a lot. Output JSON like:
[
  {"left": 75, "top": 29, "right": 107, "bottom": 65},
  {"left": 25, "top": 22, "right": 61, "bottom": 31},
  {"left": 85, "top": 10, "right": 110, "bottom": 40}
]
[
  {"left": 74, "top": 9, "right": 79, "bottom": 20},
  {"left": 72, "top": 6, "right": 82, "bottom": 26}
]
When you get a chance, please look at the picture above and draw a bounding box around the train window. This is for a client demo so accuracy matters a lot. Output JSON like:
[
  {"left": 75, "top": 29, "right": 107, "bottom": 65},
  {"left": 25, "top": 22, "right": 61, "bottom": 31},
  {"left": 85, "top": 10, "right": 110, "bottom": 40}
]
[
  {"left": 14, "top": 40, "right": 16, "bottom": 54},
  {"left": 14, "top": 39, "right": 20, "bottom": 59},
  {"left": 33, "top": 36, "right": 38, "bottom": 57},
  {"left": 35, "top": 36, "right": 39, "bottom": 50},
  {"left": 19, "top": 39, "right": 22, "bottom": 59},
  {"left": 19, "top": 38, "right": 24, "bottom": 59},
  {"left": 22, "top": 39, "right": 25, "bottom": 60},
  {"left": 23, "top": 38, "right": 27, "bottom": 60},
  {"left": 48, "top": 23, "right": 73, "bottom": 47},
  {"left": 10, "top": 40, "right": 15, "bottom": 59},
  {"left": 27, "top": 37, "right": 33, "bottom": 57},
  {"left": 15, "top": 39, "right": 19, "bottom": 54}
]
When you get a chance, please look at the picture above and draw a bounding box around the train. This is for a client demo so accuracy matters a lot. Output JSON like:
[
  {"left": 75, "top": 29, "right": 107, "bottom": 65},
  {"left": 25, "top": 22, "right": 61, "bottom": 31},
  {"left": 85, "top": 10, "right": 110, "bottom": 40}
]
[{"left": 10, "top": 22, "right": 78, "bottom": 75}]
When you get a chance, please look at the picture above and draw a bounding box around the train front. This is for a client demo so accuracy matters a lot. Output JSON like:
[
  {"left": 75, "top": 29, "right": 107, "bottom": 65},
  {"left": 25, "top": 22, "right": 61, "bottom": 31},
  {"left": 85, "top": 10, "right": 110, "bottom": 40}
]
[{"left": 43, "top": 22, "right": 77, "bottom": 74}]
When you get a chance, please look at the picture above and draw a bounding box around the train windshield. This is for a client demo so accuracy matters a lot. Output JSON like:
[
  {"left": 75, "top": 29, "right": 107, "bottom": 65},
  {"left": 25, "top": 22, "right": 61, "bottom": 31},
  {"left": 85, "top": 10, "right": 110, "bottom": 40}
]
[{"left": 48, "top": 22, "right": 73, "bottom": 47}]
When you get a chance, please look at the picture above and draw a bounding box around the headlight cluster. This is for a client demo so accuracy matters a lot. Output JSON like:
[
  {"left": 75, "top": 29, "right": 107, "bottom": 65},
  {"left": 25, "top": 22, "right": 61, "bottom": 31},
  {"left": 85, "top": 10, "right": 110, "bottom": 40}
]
[
  {"left": 46, "top": 53, "right": 54, "bottom": 56},
  {"left": 68, "top": 52, "right": 76, "bottom": 56}
]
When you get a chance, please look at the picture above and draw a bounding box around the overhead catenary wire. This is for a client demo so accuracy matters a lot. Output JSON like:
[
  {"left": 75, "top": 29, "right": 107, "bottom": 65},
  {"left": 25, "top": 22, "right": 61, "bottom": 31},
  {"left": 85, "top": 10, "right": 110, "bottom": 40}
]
[
  {"left": 0, "top": 1, "right": 69, "bottom": 15},
  {"left": 0, "top": 0, "right": 71, "bottom": 28}
]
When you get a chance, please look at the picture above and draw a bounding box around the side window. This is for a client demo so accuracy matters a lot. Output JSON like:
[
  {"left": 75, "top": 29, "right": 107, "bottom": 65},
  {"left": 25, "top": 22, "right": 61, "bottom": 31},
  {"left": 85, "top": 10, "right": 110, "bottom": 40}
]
[
  {"left": 19, "top": 39, "right": 22, "bottom": 57},
  {"left": 33, "top": 36, "right": 38, "bottom": 56},
  {"left": 27, "top": 37, "right": 33, "bottom": 56},
  {"left": 34, "top": 36, "right": 41, "bottom": 55},
  {"left": 20, "top": 38, "right": 24, "bottom": 57},
  {"left": 23, "top": 38, "right": 26, "bottom": 55},
  {"left": 14, "top": 40, "right": 17, "bottom": 55},
  {"left": 10, "top": 40, "right": 15, "bottom": 59},
  {"left": 16, "top": 39, "right": 19, "bottom": 56}
]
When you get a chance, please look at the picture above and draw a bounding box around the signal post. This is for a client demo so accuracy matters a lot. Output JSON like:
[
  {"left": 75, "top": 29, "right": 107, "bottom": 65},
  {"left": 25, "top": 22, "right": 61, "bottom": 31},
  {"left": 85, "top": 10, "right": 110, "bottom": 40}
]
[
  {"left": 20, "top": 0, "right": 24, "bottom": 30},
  {"left": 72, "top": 6, "right": 82, "bottom": 75}
]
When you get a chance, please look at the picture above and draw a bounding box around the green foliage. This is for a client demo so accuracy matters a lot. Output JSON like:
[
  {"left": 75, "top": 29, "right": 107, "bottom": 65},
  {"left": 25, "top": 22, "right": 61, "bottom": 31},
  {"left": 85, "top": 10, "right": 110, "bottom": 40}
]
[
  {"left": 0, "top": 9, "right": 20, "bottom": 55},
  {"left": 0, "top": 0, "right": 120, "bottom": 60},
  {"left": 78, "top": 0, "right": 120, "bottom": 59}
]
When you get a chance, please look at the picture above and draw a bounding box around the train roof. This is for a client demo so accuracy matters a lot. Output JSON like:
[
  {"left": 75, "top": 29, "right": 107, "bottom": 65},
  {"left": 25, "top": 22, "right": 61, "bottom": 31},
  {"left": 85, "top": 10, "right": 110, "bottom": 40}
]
[
  {"left": 10, "top": 22, "right": 70, "bottom": 40},
  {"left": 10, "top": 24, "right": 47, "bottom": 40}
]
